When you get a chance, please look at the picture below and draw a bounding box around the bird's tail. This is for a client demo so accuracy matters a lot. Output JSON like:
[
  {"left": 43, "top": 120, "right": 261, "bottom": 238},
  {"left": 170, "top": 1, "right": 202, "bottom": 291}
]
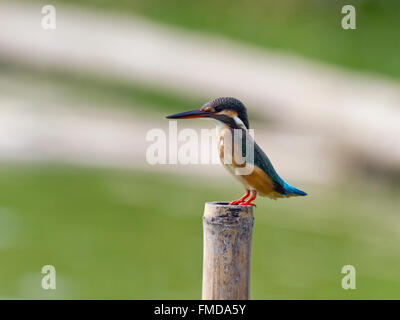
[{"left": 283, "top": 182, "right": 307, "bottom": 197}]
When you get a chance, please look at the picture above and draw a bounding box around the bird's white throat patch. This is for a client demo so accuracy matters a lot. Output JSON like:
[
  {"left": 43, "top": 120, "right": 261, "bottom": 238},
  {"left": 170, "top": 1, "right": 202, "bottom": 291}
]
[{"left": 233, "top": 116, "right": 247, "bottom": 130}]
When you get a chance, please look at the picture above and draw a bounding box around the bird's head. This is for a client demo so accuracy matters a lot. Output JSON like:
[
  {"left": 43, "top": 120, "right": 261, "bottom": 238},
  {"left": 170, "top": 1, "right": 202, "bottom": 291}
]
[{"left": 166, "top": 97, "right": 249, "bottom": 129}]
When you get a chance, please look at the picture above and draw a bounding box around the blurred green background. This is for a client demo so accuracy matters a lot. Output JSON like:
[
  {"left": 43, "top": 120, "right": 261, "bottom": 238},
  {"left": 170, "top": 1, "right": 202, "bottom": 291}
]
[
  {"left": 56, "top": 0, "right": 400, "bottom": 79},
  {"left": 0, "top": 0, "right": 400, "bottom": 299}
]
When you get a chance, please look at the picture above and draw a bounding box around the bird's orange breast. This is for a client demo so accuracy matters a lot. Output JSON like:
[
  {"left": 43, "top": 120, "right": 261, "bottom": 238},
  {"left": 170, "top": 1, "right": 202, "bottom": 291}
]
[{"left": 217, "top": 126, "right": 284, "bottom": 199}]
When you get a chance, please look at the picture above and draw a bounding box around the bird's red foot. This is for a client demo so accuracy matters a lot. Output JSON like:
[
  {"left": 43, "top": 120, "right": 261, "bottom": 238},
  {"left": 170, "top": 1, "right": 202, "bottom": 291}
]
[
  {"left": 239, "top": 201, "right": 256, "bottom": 207},
  {"left": 239, "top": 191, "right": 257, "bottom": 207},
  {"left": 229, "top": 190, "right": 250, "bottom": 205}
]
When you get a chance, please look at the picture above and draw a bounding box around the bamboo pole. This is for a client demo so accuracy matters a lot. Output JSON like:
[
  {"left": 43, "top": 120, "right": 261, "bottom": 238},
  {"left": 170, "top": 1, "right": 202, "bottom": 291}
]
[{"left": 202, "top": 201, "right": 254, "bottom": 300}]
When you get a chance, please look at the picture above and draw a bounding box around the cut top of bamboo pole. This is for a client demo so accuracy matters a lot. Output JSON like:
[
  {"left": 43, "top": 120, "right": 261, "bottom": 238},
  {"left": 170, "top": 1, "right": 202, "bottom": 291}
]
[{"left": 202, "top": 202, "right": 254, "bottom": 300}]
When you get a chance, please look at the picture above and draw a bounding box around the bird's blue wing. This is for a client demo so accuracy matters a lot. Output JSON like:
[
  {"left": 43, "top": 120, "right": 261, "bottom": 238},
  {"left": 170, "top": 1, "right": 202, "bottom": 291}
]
[
  {"left": 241, "top": 130, "right": 306, "bottom": 196},
  {"left": 239, "top": 130, "right": 284, "bottom": 186},
  {"left": 253, "top": 142, "right": 287, "bottom": 193}
]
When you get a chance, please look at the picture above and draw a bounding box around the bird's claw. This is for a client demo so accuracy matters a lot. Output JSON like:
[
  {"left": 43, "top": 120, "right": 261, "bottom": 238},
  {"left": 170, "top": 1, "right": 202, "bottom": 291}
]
[
  {"left": 230, "top": 190, "right": 256, "bottom": 206},
  {"left": 229, "top": 190, "right": 251, "bottom": 205}
]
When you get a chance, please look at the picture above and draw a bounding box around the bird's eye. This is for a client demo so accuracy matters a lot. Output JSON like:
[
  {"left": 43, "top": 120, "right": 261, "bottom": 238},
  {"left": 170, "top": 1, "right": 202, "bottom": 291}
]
[{"left": 214, "top": 106, "right": 222, "bottom": 112}]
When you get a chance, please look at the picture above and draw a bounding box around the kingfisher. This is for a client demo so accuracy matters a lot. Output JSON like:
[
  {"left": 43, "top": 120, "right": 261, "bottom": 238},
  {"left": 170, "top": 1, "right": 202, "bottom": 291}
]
[{"left": 166, "top": 97, "right": 307, "bottom": 206}]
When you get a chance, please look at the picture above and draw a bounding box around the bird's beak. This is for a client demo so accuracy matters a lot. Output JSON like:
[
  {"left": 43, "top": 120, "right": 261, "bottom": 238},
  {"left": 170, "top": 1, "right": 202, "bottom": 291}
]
[{"left": 166, "top": 108, "right": 212, "bottom": 119}]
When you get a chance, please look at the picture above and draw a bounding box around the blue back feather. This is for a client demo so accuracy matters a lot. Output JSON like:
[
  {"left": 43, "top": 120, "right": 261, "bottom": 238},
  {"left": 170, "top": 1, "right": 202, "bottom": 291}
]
[{"left": 248, "top": 136, "right": 307, "bottom": 196}]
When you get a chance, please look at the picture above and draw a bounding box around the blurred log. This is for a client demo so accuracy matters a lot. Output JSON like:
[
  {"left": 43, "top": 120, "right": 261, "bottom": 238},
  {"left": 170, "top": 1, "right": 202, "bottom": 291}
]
[{"left": 202, "top": 202, "right": 254, "bottom": 300}]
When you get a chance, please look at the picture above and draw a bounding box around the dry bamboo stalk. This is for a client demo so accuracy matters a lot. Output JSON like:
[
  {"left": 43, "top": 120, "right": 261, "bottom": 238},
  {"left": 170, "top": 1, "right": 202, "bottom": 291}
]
[{"left": 202, "top": 201, "right": 254, "bottom": 300}]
